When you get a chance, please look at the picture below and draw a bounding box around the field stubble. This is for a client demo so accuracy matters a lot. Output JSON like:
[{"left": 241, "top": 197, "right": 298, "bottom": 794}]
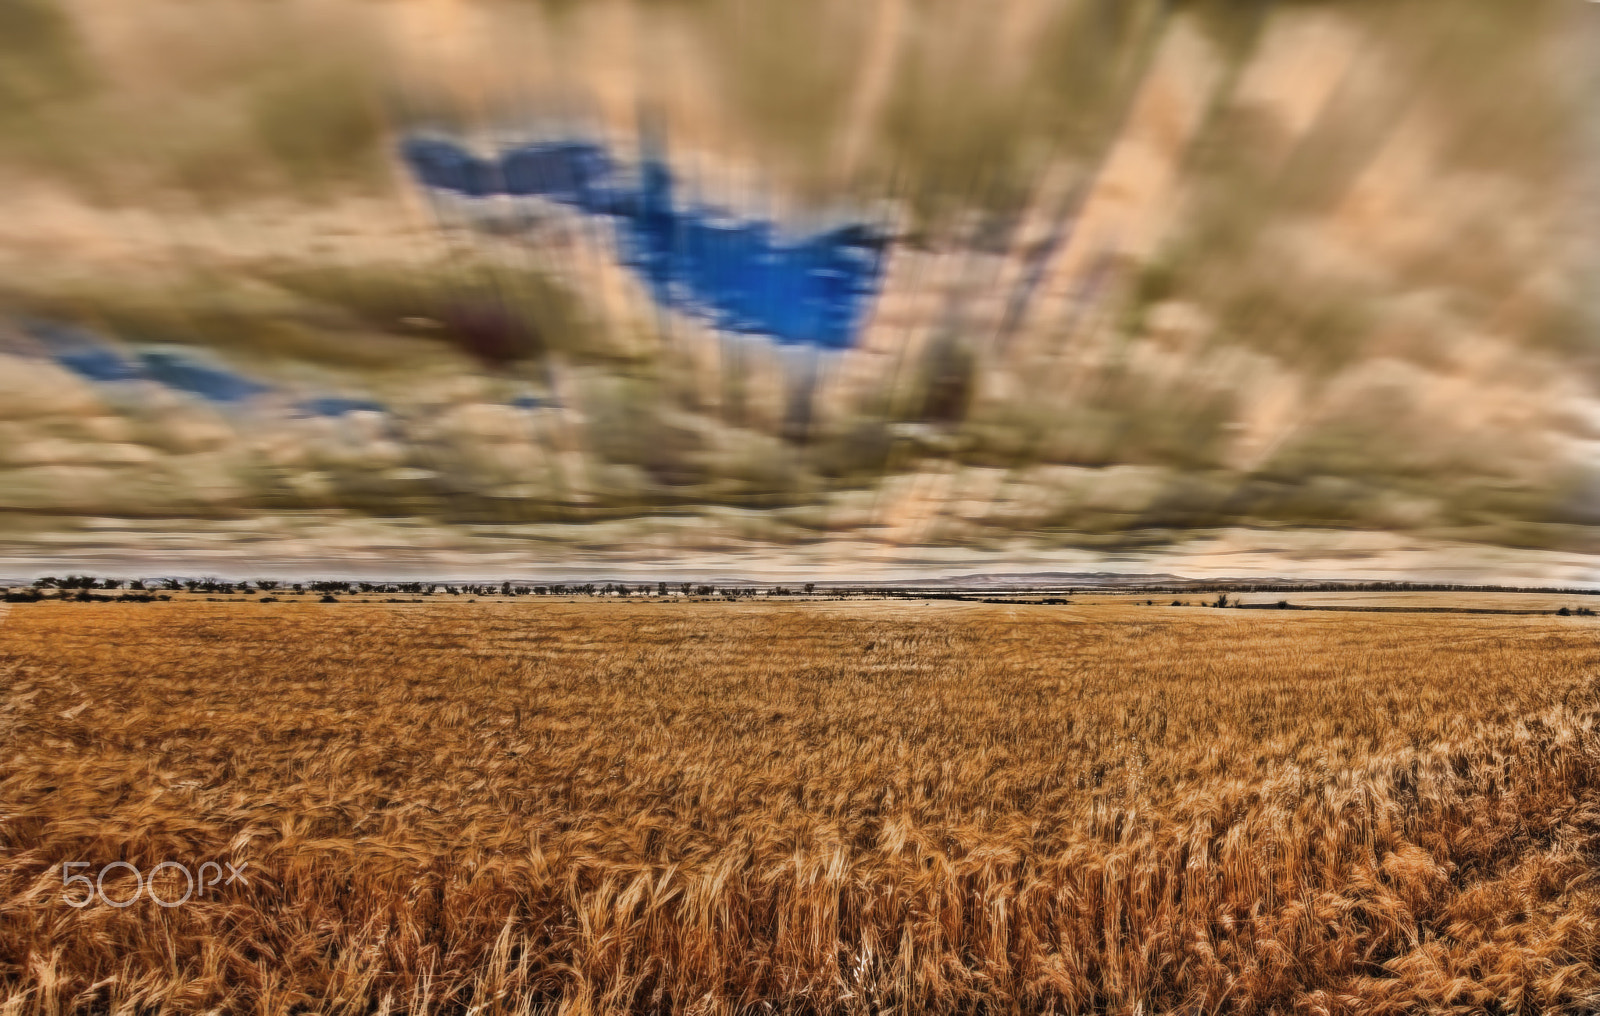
[{"left": 1, "top": 600, "right": 1599, "bottom": 1014}]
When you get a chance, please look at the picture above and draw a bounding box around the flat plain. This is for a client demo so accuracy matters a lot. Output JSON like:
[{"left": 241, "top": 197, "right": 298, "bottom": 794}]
[{"left": 2, "top": 598, "right": 1598, "bottom": 1015}]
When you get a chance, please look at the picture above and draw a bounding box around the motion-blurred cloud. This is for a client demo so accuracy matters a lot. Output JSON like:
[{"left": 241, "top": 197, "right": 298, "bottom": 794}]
[{"left": 0, "top": 0, "right": 1596, "bottom": 581}]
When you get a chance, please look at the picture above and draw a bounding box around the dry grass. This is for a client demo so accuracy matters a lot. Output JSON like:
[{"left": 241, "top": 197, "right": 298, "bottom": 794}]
[{"left": 2, "top": 600, "right": 1599, "bottom": 1015}]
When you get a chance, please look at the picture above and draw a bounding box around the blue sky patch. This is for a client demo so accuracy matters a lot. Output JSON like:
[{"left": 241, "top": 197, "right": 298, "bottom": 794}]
[
  {"left": 25, "top": 320, "right": 143, "bottom": 383},
  {"left": 136, "top": 351, "right": 270, "bottom": 403},
  {"left": 27, "top": 320, "right": 272, "bottom": 404},
  {"left": 299, "top": 396, "right": 387, "bottom": 417},
  {"left": 57, "top": 347, "right": 144, "bottom": 383},
  {"left": 401, "top": 137, "right": 887, "bottom": 351}
]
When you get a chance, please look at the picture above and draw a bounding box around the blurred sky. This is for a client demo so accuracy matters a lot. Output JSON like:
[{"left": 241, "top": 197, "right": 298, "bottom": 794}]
[{"left": 1, "top": 0, "right": 1598, "bottom": 582}]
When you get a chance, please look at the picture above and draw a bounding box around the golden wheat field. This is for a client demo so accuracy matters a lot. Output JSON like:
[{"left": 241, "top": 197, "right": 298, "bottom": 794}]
[{"left": 2, "top": 599, "right": 1599, "bottom": 1015}]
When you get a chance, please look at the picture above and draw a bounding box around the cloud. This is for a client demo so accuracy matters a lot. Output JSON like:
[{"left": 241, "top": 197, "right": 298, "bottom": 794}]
[{"left": 0, "top": 0, "right": 1592, "bottom": 572}]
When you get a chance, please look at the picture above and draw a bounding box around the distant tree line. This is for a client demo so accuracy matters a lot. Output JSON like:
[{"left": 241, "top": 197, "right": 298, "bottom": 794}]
[
  {"left": 12, "top": 574, "right": 1600, "bottom": 608},
  {"left": 10, "top": 576, "right": 829, "bottom": 601},
  {"left": 1145, "top": 581, "right": 1600, "bottom": 595},
  {"left": 878, "top": 581, "right": 1600, "bottom": 597},
  {"left": 17, "top": 575, "right": 1600, "bottom": 599}
]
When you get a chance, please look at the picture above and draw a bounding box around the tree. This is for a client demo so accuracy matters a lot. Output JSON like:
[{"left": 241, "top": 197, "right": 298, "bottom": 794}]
[
  {"left": 1213, "top": 593, "right": 1230, "bottom": 608},
  {"left": 805, "top": 583, "right": 815, "bottom": 594}
]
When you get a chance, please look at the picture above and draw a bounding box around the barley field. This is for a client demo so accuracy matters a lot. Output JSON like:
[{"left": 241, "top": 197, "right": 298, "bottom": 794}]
[{"left": 2, "top": 600, "right": 1599, "bottom": 1015}]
